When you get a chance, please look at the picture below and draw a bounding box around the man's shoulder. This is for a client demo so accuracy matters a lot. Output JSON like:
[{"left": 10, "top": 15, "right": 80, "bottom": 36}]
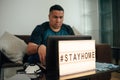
[
  {"left": 37, "top": 22, "right": 49, "bottom": 27},
  {"left": 36, "top": 22, "right": 49, "bottom": 30},
  {"left": 62, "top": 23, "right": 74, "bottom": 35},
  {"left": 62, "top": 23, "right": 72, "bottom": 30},
  {"left": 32, "top": 22, "right": 49, "bottom": 34},
  {"left": 62, "top": 23, "right": 70, "bottom": 27}
]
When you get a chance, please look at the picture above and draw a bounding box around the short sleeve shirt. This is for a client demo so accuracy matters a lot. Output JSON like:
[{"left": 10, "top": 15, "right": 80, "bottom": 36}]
[{"left": 30, "top": 22, "right": 74, "bottom": 46}]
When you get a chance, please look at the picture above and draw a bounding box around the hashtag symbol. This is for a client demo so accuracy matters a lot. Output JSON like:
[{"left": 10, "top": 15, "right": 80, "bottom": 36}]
[{"left": 60, "top": 55, "right": 63, "bottom": 62}]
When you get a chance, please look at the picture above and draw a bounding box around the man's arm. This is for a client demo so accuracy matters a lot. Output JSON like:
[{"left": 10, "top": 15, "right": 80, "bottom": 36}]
[
  {"left": 27, "top": 42, "right": 39, "bottom": 55},
  {"left": 27, "top": 42, "right": 46, "bottom": 65},
  {"left": 38, "top": 44, "right": 46, "bottom": 65}
]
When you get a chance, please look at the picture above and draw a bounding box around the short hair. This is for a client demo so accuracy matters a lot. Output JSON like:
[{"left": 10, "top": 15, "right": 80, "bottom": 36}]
[{"left": 49, "top": 4, "right": 64, "bottom": 12}]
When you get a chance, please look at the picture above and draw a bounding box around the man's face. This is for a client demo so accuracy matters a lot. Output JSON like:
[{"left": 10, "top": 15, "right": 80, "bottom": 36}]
[{"left": 49, "top": 10, "right": 64, "bottom": 30}]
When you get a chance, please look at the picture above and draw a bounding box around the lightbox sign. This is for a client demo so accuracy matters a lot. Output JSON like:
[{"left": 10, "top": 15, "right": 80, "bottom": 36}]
[{"left": 58, "top": 40, "right": 96, "bottom": 76}]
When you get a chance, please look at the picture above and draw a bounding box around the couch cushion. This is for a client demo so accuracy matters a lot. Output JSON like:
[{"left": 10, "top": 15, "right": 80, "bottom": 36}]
[{"left": 0, "top": 32, "right": 27, "bottom": 63}]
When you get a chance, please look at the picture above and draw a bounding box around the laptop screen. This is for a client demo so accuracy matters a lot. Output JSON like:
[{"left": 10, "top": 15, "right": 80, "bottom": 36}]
[{"left": 46, "top": 35, "right": 92, "bottom": 80}]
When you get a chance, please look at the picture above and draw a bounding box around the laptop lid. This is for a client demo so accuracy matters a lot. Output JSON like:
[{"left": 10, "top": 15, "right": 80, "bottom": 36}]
[{"left": 46, "top": 35, "right": 93, "bottom": 80}]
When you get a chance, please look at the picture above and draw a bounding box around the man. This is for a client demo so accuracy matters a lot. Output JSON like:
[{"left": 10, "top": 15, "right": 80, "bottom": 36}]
[{"left": 27, "top": 4, "right": 74, "bottom": 65}]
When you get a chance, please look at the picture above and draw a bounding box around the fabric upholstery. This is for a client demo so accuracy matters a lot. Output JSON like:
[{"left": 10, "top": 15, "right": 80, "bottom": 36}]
[{"left": 0, "top": 32, "right": 27, "bottom": 63}]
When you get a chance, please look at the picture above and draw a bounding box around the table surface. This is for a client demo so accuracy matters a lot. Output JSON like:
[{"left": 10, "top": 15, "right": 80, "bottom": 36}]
[
  {"left": 60, "top": 63, "right": 120, "bottom": 80},
  {"left": 1, "top": 62, "right": 120, "bottom": 80}
]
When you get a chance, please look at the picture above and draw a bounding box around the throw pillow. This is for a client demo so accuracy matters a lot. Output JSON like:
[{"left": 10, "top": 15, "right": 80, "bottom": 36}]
[
  {"left": 0, "top": 32, "right": 27, "bottom": 63},
  {"left": 72, "top": 26, "right": 81, "bottom": 35}
]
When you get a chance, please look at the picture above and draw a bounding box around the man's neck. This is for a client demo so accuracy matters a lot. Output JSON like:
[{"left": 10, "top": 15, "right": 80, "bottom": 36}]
[{"left": 50, "top": 26, "right": 61, "bottom": 32}]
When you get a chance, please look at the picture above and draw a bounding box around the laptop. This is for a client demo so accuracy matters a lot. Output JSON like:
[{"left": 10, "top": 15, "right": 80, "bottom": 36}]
[{"left": 45, "top": 35, "right": 94, "bottom": 80}]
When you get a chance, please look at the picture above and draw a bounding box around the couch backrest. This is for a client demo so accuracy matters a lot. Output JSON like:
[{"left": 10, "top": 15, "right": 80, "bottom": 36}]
[
  {"left": 15, "top": 35, "right": 30, "bottom": 44},
  {"left": 15, "top": 35, "right": 112, "bottom": 63}
]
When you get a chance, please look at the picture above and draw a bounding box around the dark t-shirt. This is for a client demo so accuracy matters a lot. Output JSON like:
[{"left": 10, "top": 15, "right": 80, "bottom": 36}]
[
  {"left": 30, "top": 22, "right": 74, "bottom": 46},
  {"left": 28, "top": 22, "right": 74, "bottom": 63}
]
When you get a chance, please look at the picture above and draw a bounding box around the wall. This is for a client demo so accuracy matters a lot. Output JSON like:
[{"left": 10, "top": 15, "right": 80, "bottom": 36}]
[{"left": 0, "top": 0, "right": 100, "bottom": 43}]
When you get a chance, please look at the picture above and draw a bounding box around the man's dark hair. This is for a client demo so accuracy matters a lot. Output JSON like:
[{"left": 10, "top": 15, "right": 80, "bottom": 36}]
[{"left": 49, "top": 4, "right": 64, "bottom": 12}]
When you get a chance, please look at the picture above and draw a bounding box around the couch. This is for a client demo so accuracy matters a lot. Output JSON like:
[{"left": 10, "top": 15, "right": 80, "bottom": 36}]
[{"left": 0, "top": 35, "right": 112, "bottom": 80}]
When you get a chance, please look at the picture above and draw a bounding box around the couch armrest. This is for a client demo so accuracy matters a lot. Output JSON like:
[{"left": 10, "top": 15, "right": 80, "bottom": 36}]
[
  {"left": 0, "top": 51, "right": 25, "bottom": 68},
  {"left": 0, "top": 51, "right": 14, "bottom": 67},
  {"left": 96, "top": 44, "right": 112, "bottom": 63},
  {"left": 0, "top": 50, "right": 29, "bottom": 68},
  {"left": 90, "top": 44, "right": 112, "bottom": 80}
]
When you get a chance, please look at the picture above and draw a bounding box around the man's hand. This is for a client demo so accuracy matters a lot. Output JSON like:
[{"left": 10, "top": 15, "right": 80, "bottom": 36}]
[
  {"left": 38, "top": 44, "right": 46, "bottom": 65},
  {"left": 27, "top": 42, "right": 46, "bottom": 65}
]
